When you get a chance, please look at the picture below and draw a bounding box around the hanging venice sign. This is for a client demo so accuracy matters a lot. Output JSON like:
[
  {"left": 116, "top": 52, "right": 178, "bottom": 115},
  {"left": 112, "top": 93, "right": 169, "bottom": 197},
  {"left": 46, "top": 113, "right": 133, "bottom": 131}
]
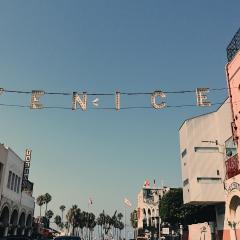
[{"left": 0, "top": 87, "right": 211, "bottom": 110}]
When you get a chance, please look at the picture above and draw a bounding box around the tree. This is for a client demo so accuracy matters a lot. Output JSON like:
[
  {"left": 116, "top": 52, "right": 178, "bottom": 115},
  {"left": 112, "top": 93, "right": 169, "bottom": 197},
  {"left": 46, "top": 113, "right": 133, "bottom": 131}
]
[
  {"left": 159, "top": 188, "right": 184, "bottom": 225},
  {"left": 45, "top": 209, "right": 54, "bottom": 219},
  {"left": 54, "top": 215, "right": 62, "bottom": 227},
  {"left": 97, "top": 211, "right": 105, "bottom": 240},
  {"left": 130, "top": 210, "right": 138, "bottom": 228},
  {"left": 130, "top": 210, "right": 138, "bottom": 238},
  {"left": 45, "top": 209, "right": 54, "bottom": 228},
  {"left": 60, "top": 205, "right": 66, "bottom": 222},
  {"left": 97, "top": 211, "right": 123, "bottom": 240},
  {"left": 79, "top": 211, "right": 87, "bottom": 239},
  {"left": 43, "top": 193, "right": 52, "bottom": 214},
  {"left": 159, "top": 188, "right": 216, "bottom": 227},
  {"left": 87, "top": 213, "right": 96, "bottom": 240},
  {"left": 66, "top": 205, "right": 81, "bottom": 235},
  {"left": 36, "top": 195, "right": 45, "bottom": 217}
]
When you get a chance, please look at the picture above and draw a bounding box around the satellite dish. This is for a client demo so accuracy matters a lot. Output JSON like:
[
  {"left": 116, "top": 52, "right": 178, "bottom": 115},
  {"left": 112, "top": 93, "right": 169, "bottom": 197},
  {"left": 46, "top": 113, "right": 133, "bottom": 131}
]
[{"left": 226, "top": 150, "right": 233, "bottom": 157}]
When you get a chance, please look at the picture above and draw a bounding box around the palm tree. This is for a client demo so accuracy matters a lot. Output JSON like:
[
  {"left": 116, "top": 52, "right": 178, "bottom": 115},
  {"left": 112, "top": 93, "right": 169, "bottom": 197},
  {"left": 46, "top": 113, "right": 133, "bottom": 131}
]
[
  {"left": 54, "top": 215, "right": 62, "bottom": 229},
  {"left": 111, "top": 212, "right": 118, "bottom": 239},
  {"left": 118, "top": 221, "right": 124, "bottom": 239},
  {"left": 60, "top": 205, "right": 66, "bottom": 222},
  {"left": 43, "top": 193, "right": 52, "bottom": 214},
  {"left": 116, "top": 212, "right": 124, "bottom": 240},
  {"left": 97, "top": 211, "right": 105, "bottom": 239},
  {"left": 45, "top": 209, "right": 54, "bottom": 228},
  {"left": 65, "top": 221, "right": 70, "bottom": 235},
  {"left": 130, "top": 210, "right": 138, "bottom": 238},
  {"left": 79, "top": 211, "right": 87, "bottom": 239},
  {"left": 66, "top": 205, "right": 81, "bottom": 236},
  {"left": 88, "top": 213, "right": 96, "bottom": 240},
  {"left": 36, "top": 195, "right": 45, "bottom": 217}
]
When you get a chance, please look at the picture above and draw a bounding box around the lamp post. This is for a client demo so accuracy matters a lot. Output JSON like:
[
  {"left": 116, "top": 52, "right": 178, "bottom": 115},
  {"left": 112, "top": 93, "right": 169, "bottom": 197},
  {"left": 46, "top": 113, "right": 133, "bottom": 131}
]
[
  {"left": 179, "top": 224, "right": 183, "bottom": 240},
  {"left": 158, "top": 218, "right": 161, "bottom": 240}
]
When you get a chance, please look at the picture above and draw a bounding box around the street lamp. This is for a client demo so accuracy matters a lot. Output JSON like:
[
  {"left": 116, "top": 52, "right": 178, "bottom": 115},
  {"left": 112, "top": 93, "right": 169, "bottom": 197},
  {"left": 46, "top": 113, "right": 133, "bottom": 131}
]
[
  {"left": 179, "top": 224, "right": 183, "bottom": 240},
  {"left": 158, "top": 218, "right": 161, "bottom": 240}
]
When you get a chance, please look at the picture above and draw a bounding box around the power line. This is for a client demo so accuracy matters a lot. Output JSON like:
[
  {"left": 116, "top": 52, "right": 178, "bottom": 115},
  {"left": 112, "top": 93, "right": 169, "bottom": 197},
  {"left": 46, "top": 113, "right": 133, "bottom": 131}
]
[
  {"left": 0, "top": 100, "right": 234, "bottom": 111},
  {"left": 0, "top": 86, "right": 231, "bottom": 96}
]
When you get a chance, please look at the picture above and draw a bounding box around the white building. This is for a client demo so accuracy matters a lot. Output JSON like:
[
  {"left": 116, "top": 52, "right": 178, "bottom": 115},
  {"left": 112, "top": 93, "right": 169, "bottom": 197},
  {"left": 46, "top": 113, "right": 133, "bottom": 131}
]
[
  {"left": 0, "top": 144, "right": 35, "bottom": 236},
  {"left": 179, "top": 99, "right": 238, "bottom": 238},
  {"left": 137, "top": 186, "right": 170, "bottom": 230},
  {"left": 179, "top": 99, "right": 233, "bottom": 205}
]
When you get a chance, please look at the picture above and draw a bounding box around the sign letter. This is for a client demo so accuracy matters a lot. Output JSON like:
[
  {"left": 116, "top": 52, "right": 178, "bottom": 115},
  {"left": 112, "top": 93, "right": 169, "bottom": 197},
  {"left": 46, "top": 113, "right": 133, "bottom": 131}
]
[
  {"left": 115, "top": 91, "right": 121, "bottom": 111},
  {"left": 151, "top": 91, "right": 166, "bottom": 109},
  {"left": 31, "top": 90, "right": 45, "bottom": 109},
  {"left": 72, "top": 92, "right": 87, "bottom": 111},
  {"left": 196, "top": 88, "right": 211, "bottom": 107}
]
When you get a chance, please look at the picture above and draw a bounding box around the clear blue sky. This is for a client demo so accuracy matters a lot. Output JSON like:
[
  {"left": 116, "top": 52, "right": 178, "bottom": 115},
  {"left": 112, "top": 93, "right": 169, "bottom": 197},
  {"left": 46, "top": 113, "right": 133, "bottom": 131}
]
[{"left": 0, "top": 0, "right": 239, "bottom": 218}]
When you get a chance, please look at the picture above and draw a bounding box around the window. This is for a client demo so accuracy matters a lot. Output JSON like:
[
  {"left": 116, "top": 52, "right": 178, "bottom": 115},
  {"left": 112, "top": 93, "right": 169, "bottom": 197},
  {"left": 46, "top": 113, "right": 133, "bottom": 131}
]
[
  {"left": 194, "top": 147, "right": 219, "bottom": 153},
  {"left": 217, "top": 170, "right": 220, "bottom": 175},
  {"left": 225, "top": 137, "right": 237, "bottom": 157},
  {"left": 216, "top": 204, "right": 225, "bottom": 215},
  {"left": 183, "top": 178, "right": 189, "bottom": 186},
  {"left": 181, "top": 149, "right": 187, "bottom": 158},
  {"left": 7, "top": 171, "right": 12, "bottom": 188},
  {"left": 197, "top": 177, "right": 222, "bottom": 184},
  {"left": 11, "top": 173, "right": 15, "bottom": 190},
  {"left": 17, "top": 177, "right": 21, "bottom": 193},
  {"left": 14, "top": 175, "right": 18, "bottom": 192}
]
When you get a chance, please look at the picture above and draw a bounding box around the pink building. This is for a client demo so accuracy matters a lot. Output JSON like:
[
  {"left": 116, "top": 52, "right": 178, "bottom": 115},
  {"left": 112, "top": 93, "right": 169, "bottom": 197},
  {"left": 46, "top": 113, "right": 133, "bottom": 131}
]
[{"left": 223, "top": 28, "right": 240, "bottom": 240}]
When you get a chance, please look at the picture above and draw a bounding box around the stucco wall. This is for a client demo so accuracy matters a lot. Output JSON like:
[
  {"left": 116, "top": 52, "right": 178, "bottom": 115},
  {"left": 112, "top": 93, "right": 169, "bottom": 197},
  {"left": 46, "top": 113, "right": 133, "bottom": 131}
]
[{"left": 179, "top": 100, "right": 232, "bottom": 204}]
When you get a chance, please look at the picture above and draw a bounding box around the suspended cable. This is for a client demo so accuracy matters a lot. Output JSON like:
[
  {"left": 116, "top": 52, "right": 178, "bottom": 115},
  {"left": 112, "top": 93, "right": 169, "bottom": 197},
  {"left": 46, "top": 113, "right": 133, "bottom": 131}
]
[
  {"left": 0, "top": 86, "right": 232, "bottom": 96},
  {"left": 0, "top": 100, "right": 235, "bottom": 111}
]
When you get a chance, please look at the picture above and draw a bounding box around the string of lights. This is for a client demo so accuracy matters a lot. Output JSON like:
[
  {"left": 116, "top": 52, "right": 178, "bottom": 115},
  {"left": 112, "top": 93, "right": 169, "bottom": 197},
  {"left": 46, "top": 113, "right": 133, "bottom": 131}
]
[
  {"left": 0, "top": 86, "right": 232, "bottom": 111},
  {"left": 0, "top": 86, "right": 231, "bottom": 96},
  {"left": 0, "top": 100, "right": 233, "bottom": 111}
]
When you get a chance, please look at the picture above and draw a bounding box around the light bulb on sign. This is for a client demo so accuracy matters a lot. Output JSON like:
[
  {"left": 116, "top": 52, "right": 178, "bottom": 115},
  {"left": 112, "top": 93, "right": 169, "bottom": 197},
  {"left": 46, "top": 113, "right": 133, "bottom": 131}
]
[
  {"left": 151, "top": 91, "right": 166, "bottom": 109},
  {"left": 92, "top": 98, "right": 99, "bottom": 107},
  {"left": 30, "top": 90, "right": 45, "bottom": 109},
  {"left": 115, "top": 91, "right": 120, "bottom": 111}
]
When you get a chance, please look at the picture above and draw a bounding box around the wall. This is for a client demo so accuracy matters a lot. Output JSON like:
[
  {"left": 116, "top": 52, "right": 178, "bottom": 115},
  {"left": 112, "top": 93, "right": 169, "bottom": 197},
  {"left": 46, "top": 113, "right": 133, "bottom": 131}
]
[
  {"left": 226, "top": 51, "right": 240, "bottom": 155},
  {"left": 21, "top": 192, "right": 35, "bottom": 211},
  {"left": 179, "top": 100, "right": 232, "bottom": 204},
  {"left": 188, "top": 222, "right": 211, "bottom": 240},
  {"left": 0, "top": 145, "right": 8, "bottom": 196},
  {"left": 2, "top": 148, "right": 23, "bottom": 203}
]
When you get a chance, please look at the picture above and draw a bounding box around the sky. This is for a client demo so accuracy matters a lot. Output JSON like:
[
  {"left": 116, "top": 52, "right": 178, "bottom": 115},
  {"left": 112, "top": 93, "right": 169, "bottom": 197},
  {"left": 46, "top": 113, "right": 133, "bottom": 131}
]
[{"left": 0, "top": 0, "right": 239, "bottom": 222}]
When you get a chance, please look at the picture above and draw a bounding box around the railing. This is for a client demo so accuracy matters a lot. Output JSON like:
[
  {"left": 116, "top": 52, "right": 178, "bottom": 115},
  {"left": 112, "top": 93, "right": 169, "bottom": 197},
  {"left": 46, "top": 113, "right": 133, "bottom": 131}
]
[
  {"left": 225, "top": 154, "right": 240, "bottom": 179},
  {"left": 22, "top": 180, "right": 34, "bottom": 195},
  {"left": 227, "top": 27, "right": 240, "bottom": 62}
]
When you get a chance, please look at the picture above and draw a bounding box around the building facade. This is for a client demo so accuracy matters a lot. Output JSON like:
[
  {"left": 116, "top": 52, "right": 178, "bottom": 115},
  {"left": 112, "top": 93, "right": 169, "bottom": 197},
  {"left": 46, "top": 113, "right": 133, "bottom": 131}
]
[
  {"left": 0, "top": 144, "right": 35, "bottom": 237},
  {"left": 223, "top": 28, "right": 240, "bottom": 240},
  {"left": 179, "top": 99, "right": 234, "bottom": 237},
  {"left": 179, "top": 99, "right": 232, "bottom": 205},
  {"left": 137, "top": 184, "right": 170, "bottom": 233},
  {"left": 179, "top": 27, "right": 240, "bottom": 240}
]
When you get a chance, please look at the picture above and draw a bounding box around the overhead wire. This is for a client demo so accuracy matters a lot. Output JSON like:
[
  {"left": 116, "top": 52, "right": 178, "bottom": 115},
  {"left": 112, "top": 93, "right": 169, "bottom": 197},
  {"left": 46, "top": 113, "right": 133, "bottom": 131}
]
[
  {"left": 0, "top": 86, "right": 233, "bottom": 111},
  {"left": 0, "top": 100, "right": 235, "bottom": 111},
  {"left": 0, "top": 86, "right": 232, "bottom": 96}
]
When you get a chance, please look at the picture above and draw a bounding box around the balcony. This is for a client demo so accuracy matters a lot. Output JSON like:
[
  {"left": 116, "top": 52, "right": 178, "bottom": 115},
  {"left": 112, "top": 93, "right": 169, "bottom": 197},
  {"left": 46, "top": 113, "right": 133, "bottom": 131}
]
[
  {"left": 22, "top": 180, "right": 34, "bottom": 196},
  {"left": 225, "top": 154, "right": 240, "bottom": 179}
]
